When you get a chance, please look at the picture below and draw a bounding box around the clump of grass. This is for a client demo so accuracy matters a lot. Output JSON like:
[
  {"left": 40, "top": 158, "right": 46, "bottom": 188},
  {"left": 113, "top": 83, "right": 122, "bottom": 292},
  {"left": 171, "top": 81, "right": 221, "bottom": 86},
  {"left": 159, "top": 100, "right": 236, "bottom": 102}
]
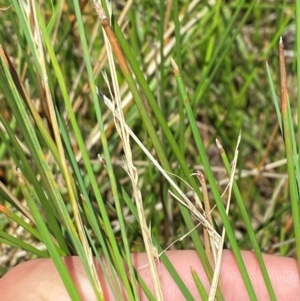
[{"left": 0, "top": 0, "right": 299, "bottom": 300}]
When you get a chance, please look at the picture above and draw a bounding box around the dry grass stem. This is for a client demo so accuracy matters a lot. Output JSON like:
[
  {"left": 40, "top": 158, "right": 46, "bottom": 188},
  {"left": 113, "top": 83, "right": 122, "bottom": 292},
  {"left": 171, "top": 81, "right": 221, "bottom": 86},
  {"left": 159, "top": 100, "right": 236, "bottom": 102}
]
[
  {"left": 98, "top": 2, "right": 164, "bottom": 299},
  {"left": 208, "top": 133, "right": 241, "bottom": 301},
  {"left": 21, "top": 1, "right": 104, "bottom": 297},
  {"left": 193, "top": 171, "right": 215, "bottom": 269},
  {"left": 101, "top": 91, "right": 220, "bottom": 241}
]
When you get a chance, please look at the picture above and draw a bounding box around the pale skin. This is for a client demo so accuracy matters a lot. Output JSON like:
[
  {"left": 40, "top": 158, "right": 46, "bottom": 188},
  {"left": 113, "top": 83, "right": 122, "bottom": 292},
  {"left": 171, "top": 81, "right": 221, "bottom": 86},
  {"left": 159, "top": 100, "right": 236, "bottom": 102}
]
[{"left": 0, "top": 250, "right": 299, "bottom": 300}]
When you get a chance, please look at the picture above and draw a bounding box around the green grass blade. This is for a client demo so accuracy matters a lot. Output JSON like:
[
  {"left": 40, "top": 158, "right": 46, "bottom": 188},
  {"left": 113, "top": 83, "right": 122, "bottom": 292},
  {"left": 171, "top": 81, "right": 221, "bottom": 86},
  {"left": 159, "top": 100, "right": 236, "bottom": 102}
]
[
  {"left": 279, "top": 38, "right": 300, "bottom": 271},
  {"left": 17, "top": 170, "right": 83, "bottom": 301},
  {"left": 217, "top": 142, "right": 277, "bottom": 300},
  {"left": 171, "top": 58, "right": 258, "bottom": 300}
]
